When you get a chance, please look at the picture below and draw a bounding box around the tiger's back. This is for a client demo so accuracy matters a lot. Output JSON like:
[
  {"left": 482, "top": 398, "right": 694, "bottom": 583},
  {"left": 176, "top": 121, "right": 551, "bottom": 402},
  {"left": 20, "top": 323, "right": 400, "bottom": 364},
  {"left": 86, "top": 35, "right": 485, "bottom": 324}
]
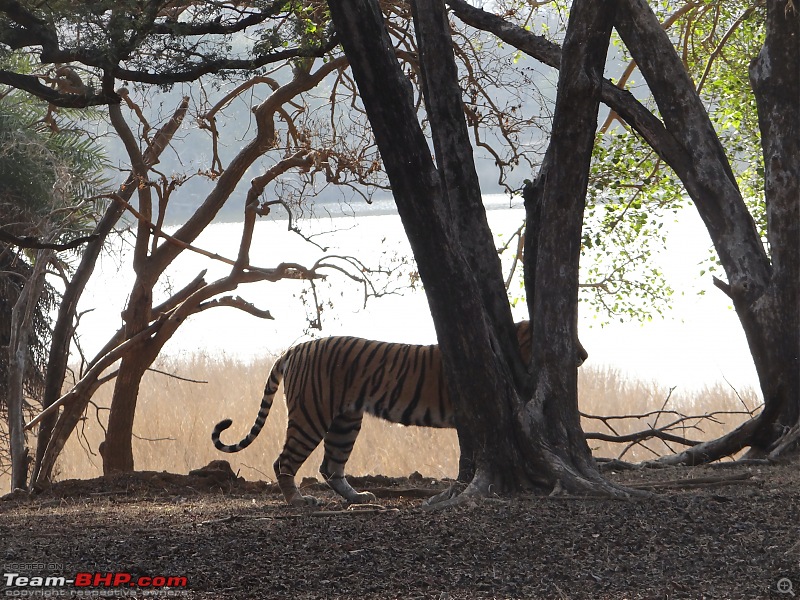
[{"left": 285, "top": 335, "right": 452, "bottom": 429}]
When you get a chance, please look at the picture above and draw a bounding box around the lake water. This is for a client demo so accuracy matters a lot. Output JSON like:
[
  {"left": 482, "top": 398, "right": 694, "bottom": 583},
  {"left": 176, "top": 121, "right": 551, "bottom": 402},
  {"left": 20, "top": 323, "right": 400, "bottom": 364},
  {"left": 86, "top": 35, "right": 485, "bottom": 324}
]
[{"left": 79, "top": 195, "right": 760, "bottom": 394}]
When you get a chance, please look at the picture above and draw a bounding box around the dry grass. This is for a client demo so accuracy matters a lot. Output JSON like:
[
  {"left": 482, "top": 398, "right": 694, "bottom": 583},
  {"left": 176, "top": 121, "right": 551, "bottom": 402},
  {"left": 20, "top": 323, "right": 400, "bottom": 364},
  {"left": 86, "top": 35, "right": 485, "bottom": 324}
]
[
  {"left": 53, "top": 354, "right": 460, "bottom": 484},
  {"left": 8, "top": 355, "right": 761, "bottom": 489}
]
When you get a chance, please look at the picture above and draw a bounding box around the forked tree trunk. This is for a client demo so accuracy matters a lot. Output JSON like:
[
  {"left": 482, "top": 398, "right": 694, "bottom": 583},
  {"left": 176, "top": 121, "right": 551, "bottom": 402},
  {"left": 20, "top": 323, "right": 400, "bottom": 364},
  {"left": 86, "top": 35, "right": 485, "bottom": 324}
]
[
  {"left": 444, "top": 0, "right": 799, "bottom": 464},
  {"left": 615, "top": 0, "right": 800, "bottom": 463},
  {"left": 329, "top": 0, "right": 630, "bottom": 499}
]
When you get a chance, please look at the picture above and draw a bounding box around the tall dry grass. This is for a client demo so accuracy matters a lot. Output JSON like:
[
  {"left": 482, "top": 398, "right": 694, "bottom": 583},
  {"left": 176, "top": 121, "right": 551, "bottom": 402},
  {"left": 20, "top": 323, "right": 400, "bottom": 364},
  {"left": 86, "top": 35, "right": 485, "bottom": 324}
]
[{"left": 7, "top": 355, "right": 761, "bottom": 489}]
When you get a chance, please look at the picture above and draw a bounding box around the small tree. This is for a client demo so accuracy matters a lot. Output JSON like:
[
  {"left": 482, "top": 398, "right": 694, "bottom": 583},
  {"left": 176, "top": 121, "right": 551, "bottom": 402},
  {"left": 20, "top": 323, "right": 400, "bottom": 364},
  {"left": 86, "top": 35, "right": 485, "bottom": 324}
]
[
  {"left": 0, "top": 2, "right": 397, "bottom": 484},
  {"left": 0, "top": 67, "right": 108, "bottom": 489}
]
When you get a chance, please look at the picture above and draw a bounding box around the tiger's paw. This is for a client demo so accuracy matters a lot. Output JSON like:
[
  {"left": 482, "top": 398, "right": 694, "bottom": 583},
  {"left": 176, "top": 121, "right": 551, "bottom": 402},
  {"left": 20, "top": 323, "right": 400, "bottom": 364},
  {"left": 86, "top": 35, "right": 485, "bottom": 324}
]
[
  {"left": 289, "top": 494, "right": 320, "bottom": 507},
  {"left": 348, "top": 491, "right": 377, "bottom": 504}
]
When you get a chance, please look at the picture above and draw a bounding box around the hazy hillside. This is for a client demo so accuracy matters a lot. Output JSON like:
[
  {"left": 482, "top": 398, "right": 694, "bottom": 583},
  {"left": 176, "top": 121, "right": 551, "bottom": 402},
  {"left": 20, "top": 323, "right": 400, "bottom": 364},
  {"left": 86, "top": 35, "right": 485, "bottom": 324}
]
[{"left": 100, "top": 49, "right": 560, "bottom": 226}]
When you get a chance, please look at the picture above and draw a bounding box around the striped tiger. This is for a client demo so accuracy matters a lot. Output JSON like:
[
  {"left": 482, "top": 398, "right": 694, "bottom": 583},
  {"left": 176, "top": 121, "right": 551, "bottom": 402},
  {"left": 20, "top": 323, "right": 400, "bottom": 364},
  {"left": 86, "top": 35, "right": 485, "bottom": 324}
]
[{"left": 212, "top": 321, "right": 587, "bottom": 506}]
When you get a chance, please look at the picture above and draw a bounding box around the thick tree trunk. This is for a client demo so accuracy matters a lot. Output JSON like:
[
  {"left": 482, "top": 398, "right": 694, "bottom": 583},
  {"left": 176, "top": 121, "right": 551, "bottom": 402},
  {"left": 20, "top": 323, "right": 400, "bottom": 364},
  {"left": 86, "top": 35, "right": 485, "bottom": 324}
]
[
  {"left": 519, "top": 0, "right": 621, "bottom": 493},
  {"left": 410, "top": 0, "right": 527, "bottom": 484},
  {"left": 411, "top": 0, "right": 525, "bottom": 383},
  {"left": 329, "top": 0, "right": 630, "bottom": 499},
  {"left": 744, "top": 0, "right": 800, "bottom": 451},
  {"left": 329, "top": 0, "right": 529, "bottom": 494}
]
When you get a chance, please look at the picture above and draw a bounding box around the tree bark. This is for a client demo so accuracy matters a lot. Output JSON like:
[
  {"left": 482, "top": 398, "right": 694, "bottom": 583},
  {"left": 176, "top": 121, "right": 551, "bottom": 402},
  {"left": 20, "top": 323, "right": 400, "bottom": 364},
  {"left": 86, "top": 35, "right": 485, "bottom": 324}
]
[
  {"left": 329, "top": 0, "right": 528, "bottom": 493},
  {"left": 411, "top": 0, "right": 525, "bottom": 383},
  {"left": 410, "top": 0, "right": 527, "bottom": 483},
  {"left": 519, "top": 0, "right": 621, "bottom": 492},
  {"left": 744, "top": 0, "right": 800, "bottom": 450}
]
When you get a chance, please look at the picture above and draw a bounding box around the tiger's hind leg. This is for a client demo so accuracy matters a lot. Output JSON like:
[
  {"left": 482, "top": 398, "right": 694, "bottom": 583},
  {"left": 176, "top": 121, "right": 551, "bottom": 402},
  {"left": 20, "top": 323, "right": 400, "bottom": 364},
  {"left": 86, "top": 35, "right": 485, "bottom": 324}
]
[
  {"left": 273, "top": 417, "right": 327, "bottom": 507},
  {"left": 320, "top": 412, "right": 376, "bottom": 504}
]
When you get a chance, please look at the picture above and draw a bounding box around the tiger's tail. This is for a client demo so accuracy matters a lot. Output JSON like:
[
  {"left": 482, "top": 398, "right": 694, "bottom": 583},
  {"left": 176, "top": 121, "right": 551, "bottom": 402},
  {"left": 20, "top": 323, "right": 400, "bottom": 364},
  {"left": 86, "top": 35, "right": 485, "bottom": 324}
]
[{"left": 211, "top": 354, "right": 286, "bottom": 453}]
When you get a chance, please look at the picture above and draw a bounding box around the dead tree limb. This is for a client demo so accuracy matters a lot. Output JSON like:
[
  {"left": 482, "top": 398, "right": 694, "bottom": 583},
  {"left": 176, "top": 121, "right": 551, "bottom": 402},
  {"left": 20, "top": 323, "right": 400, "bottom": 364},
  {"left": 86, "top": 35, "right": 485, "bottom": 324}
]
[{"left": 0, "top": 230, "right": 99, "bottom": 251}]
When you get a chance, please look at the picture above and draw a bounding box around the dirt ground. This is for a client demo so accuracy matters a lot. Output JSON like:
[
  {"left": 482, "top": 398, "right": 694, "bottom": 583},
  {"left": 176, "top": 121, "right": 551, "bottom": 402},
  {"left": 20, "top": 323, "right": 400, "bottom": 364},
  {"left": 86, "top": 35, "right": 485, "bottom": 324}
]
[{"left": 1, "top": 460, "right": 799, "bottom": 599}]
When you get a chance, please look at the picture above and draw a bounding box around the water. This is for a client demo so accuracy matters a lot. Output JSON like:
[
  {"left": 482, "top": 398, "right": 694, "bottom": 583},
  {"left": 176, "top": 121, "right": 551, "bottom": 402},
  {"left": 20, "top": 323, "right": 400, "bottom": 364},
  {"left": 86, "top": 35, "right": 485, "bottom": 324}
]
[{"left": 79, "top": 195, "right": 759, "bottom": 393}]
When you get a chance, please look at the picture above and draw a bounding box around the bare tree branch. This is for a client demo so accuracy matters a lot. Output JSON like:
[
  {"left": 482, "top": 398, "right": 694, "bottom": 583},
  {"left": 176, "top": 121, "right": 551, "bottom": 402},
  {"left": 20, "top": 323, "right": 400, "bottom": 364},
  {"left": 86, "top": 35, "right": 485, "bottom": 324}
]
[{"left": 0, "top": 229, "right": 98, "bottom": 251}]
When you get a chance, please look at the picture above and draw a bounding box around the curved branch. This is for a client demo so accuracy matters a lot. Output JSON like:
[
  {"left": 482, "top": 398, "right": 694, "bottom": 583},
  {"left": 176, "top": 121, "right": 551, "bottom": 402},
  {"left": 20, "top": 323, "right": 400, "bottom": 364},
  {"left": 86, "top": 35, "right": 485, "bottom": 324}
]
[
  {"left": 0, "top": 70, "right": 118, "bottom": 107},
  {"left": 111, "top": 38, "right": 339, "bottom": 85},
  {"left": 0, "top": 229, "right": 98, "bottom": 251},
  {"left": 194, "top": 296, "right": 274, "bottom": 320}
]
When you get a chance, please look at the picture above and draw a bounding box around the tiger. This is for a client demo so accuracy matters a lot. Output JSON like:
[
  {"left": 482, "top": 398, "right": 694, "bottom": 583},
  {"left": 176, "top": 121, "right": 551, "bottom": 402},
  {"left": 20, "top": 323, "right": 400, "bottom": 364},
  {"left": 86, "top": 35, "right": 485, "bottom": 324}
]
[{"left": 212, "top": 321, "right": 588, "bottom": 506}]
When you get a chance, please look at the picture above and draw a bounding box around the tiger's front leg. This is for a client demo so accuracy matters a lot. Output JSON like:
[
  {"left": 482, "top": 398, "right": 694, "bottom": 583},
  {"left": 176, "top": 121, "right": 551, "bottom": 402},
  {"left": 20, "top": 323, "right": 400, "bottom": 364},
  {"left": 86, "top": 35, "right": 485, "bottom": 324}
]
[{"left": 323, "top": 472, "right": 377, "bottom": 504}]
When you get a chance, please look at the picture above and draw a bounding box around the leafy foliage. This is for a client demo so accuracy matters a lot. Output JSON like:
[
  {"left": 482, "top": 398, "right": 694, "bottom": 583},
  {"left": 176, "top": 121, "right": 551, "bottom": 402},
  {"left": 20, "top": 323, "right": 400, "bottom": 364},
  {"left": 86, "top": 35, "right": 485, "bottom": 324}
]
[
  {"left": 0, "top": 50, "right": 109, "bottom": 414},
  {"left": 542, "top": 0, "right": 765, "bottom": 322},
  {"left": 0, "top": 54, "right": 109, "bottom": 245}
]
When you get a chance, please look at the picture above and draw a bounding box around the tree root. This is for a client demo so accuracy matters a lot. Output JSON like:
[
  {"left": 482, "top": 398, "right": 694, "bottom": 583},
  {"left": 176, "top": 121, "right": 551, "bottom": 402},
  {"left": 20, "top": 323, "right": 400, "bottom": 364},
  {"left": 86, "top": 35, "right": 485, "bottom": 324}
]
[
  {"left": 421, "top": 471, "right": 510, "bottom": 510},
  {"left": 767, "top": 424, "right": 800, "bottom": 459},
  {"left": 422, "top": 481, "right": 469, "bottom": 508},
  {"left": 651, "top": 416, "right": 761, "bottom": 466},
  {"left": 421, "top": 460, "right": 647, "bottom": 510}
]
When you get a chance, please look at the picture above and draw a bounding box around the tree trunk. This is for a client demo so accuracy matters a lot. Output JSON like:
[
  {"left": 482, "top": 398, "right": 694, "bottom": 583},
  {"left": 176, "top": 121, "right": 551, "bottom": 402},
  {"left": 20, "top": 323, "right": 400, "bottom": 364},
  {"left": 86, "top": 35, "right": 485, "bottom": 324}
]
[
  {"left": 519, "top": 0, "right": 621, "bottom": 492},
  {"left": 411, "top": 0, "right": 525, "bottom": 383},
  {"left": 329, "top": 0, "right": 630, "bottom": 499},
  {"left": 101, "top": 281, "right": 156, "bottom": 473},
  {"left": 328, "top": 0, "right": 525, "bottom": 494},
  {"left": 7, "top": 249, "right": 52, "bottom": 490},
  {"left": 743, "top": 0, "right": 800, "bottom": 451},
  {"left": 410, "top": 0, "right": 528, "bottom": 484}
]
